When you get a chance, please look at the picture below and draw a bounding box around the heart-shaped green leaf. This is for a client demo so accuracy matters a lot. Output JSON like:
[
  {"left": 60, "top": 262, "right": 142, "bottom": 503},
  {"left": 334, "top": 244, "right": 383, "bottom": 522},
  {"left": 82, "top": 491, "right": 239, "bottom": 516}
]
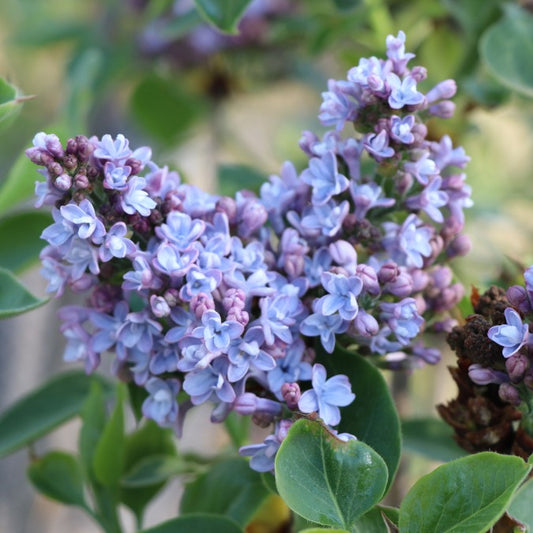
[
  {"left": 275, "top": 419, "right": 388, "bottom": 529},
  {"left": 508, "top": 477, "right": 533, "bottom": 528},
  {"left": 27, "top": 451, "right": 87, "bottom": 508},
  {"left": 320, "top": 346, "right": 401, "bottom": 491},
  {"left": 193, "top": 0, "right": 252, "bottom": 34},
  {"left": 480, "top": 4, "right": 533, "bottom": 98},
  {"left": 399, "top": 452, "right": 531, "bottom": 532}
]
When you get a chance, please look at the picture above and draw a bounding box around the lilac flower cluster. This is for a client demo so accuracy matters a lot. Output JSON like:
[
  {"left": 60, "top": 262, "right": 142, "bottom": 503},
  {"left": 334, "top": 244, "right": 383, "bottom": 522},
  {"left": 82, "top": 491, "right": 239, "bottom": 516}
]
[
  {"left": 29, "top": 32, "right": 471, "bottom": 473},
  {"left": 259, "top": 30, "right": 472, "bottom": 370},
  {"left": 29, "top": 130, "right": 354, "bottom": 471}
]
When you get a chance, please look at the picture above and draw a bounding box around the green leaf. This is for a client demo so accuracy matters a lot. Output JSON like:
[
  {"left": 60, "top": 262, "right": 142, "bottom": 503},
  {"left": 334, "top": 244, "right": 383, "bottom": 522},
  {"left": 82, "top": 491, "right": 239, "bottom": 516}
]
[
  {"left": 121, "top": 454, "right": 190, "bottom": 488},
  {"left": 0, "top": 77, "right": 31, "bottom": 129},
  {"left": 139, "top": 513, "right": 243, "bottom": 533},
  {"left": 399, "top": 452, "right": 531, "bottom": 532},
  {"left": 79, "top": 380, "right": 107, "bottom": 476},
  {"left": 92, "top": 384, "right": 126, "bottom": 487},
  {"left": 193, "top": 0, "right": 252, "bottom": 34},
  {"left": 0, "top": 268, "right": 48, "bottom": 318},
  {"left": 131, "top": 74, "right": 207, "bottom": 146},
  {"left": 351, "top": 507, "right": 390, "bottom": 532},
  {"left": 180, "top": 457, "right": 270, "bottom": 527},
  {"left": 275, "top": 419, "right": 388, "bottom": 529},
  {"left": 299, "top": 529, "right": 349, "bottom": 533},
  {"left": 332, "top": 0, "right": 361, "bottom": 11},
  {"left": 0, "top": 370, "right": 110, "bottom": 458},
  {"left": 0, "top": 211, "right": 49, "bottom": 272},
  {"left": 223, "top": 410, "right": 251, "bottom": 449},
  {"left": 480, "top": 4, "right": 533, "bottom": 98},
  {"left": 218, "top": 164, "right": 267, "bottom": 197},
  {"left": 402, "top": 418, "right": 467, "bottom": 462},
  {"left": 320, "top": 346, "right": 401, "bottom": 491},
  {"left": 508, "top": 477, "right": 533, "bottom": 528},
  {"left": 120, "top": 420, "right": 178, "bottom": 521},
  {"left": 27, "top": 451, "right": 87, "bottom": 508}
]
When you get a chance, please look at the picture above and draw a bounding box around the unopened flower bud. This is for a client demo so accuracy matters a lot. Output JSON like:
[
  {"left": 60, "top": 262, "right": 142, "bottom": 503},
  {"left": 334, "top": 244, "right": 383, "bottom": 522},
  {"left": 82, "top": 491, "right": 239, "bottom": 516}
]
[
  {"left": 75, "top": 135, "right": 93, "bottom": 161},
  {"left": 281, "top": 382, "right": 301, "bottom": 410},
  {"left": 239, "top": 201, "right": 268, "bottom": 238},
  {"left": 216, "top": 196, "right": 238, "bottom": 223},
  {"left": 507, "top": 285, "right": 532, "bottom": 314},
  {"left": 386, "top": 272, "right": 413, "bottom": 297},
  {"left": 329, "top": 240, "right": 357, "bottom": 270},
  {"left": 468, "top": 363, "right": 506, "bottom": 386},
  {"left": 410, "top": 66, "right": 427, "bottom": 82},
  {"left": 164, "top": 288, "right": 179, "bottom": 307},
  {"left": 378, "top": 262, "right": 399, "bottom": 284},
  {"left": 125, "top": 158, "right": 142, "bottom": 175},
  {"left": 355, "top": 264, "right": 380, "bottom": 295},
  {"left": 446, "top": 234, "right": 471, "bottom": 258},
  {"left": 63, "top": 154, "right": 78, "bottom": 171},
  {"left": 426, "top": 79, "right": 457, "bottom": 103},
  {"left": 429, "top": 101, "right": 455, "bottom": 119},
  {"left": 498, "top": 382, "right": 521, "bottom": 406},
  {"left": 506, "top": 352, "right": 529, "bottom": 383},
  {"left": 74, "top": 172, "right": 89, "bottom": 189},
  {"left": 352, "top": 310, "right": 379, "bottom": 336},
  {"left": 276, "top": 419, "right": 293, "bottom": 441},
  {"left": 54, "top": 173, "right": 71, "bottom": 191},
  {"left": 190, "top": 293, "right": 215, "bottom": 319},
  {"left": 150, "top": 295, "right": 171, "bottom": 317}
]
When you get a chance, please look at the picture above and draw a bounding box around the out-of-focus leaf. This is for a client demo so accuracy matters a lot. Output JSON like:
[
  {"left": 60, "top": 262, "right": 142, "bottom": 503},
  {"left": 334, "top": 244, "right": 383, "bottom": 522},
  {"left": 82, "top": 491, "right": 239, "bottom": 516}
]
[
  {"left": 218, "top": 164, "right": 267, "bottom": 197},
  {"left": 508, "top": 477, "right": 533, "bottom": 528},
  {"left": 402, "top": 418, "right": 467, "bottom": 462},
  {"left": 0, "top": 77, "right": 32, "bottom": 130},
  {"left": 11, "top": 20, "right": 89, "bottom": 46},
  {"left": 28, "top": 451, "right": 87, "bottom": 508},
  {"left": 275, "top": 419, "right": 388, "bottom": 529},
  {"left": 193, "top": 0, "right": 252, "bottom": 34},
  {"left": 131, "top": 74, "right": 207, "bottom": 146},
  {"left": 399, "top": 452, "right": 531, "bottom": 532},
  {"left": 180, "top": 457, "right": 269, "bottom": 527},
  {"left": 0, "top": 268, "right": 47, "bottom": 318},
  {"left": 120, "top": 420, "right": 177, "bottom": 522},
  {"left": 139, "top": 514, "right": 243, "bottom": 533},
  {"left": 480, "top": 4, "right": 533, "bottom": 98},
  {"left": 0, "top": 211, "right": 49, "bottom": 272},
  {"left": 65, "top": 48, "right": 103, "bottom": 133},
  {"left": 92, "top": 384, "right": 126, "bottom": 487},
  {"left": 332, "top": 0, "right": 361, "bottom": 10},
  {"left": 121, "top": 455, "right": 190, "bottom": 488},
  {"left": 0, "top": 370, "right": 111, "bottom": 458}
]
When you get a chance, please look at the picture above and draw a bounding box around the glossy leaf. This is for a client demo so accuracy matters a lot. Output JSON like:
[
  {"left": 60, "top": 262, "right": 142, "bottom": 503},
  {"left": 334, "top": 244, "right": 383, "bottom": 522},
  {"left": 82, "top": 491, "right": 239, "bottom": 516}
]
[
  {"left": 320, "top": 346, "right": 401, "bottom": 491},
  {"left": 193, "top": 0, "right": 252, "bottom": 34},
  {"left": 27, "top": 451, "right": 87, "bottom": 508},
  {"left": 0, "top": 370, "right": 110, "bottom": 458},
  {"left": 180, "top": 457, "right": 270, "bottom": 527},
  {"left": 140, "top": 513, "right": 243, "bottom": 533},
  {"left": 92, "top": 384, "right": 126, "bottom": 487},
  {"left": 508, "top": 477, "right": 533, "bottom": 528},
  {"left": 120, "top": 419, "right": 178, "bottom": 520},
  {"left": 275, "top": 419, "right": 388, "bottom": 529},
  {"left": 402, "top": 418, "right": 467, "bottom": 462},
  {"left": 399, "top": 452, "right": 531, "bottom": 533},
  {"left": 0, "top": 211, "right": 49, "bottom": 272},
  {"left": 480, "top": 4, "right": 533, "bottom": 98},
  {"left": 0, "top": 268, "right": 48, "bottom": 318},
  {"left": 351, "top": 507, "right": 390, "bottom": 533}
]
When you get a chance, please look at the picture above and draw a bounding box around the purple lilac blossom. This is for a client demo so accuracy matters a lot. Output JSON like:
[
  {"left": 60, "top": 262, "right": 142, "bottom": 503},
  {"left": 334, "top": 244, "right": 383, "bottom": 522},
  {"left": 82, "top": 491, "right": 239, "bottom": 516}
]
[{"left": 488, "top": 308, "right": 530, "bottom": 358}]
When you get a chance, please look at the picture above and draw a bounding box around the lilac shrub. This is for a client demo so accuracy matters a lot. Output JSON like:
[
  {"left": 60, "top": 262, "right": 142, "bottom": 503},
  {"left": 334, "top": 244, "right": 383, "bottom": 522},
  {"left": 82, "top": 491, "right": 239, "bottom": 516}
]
[{"left": 29, "top": 32, "right": 471, "bottom": 472}]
